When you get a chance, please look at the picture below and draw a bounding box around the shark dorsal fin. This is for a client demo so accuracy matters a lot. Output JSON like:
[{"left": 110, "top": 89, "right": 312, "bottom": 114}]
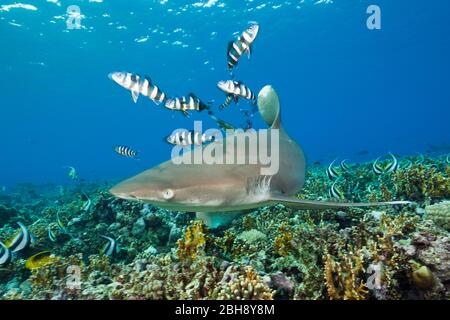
[{"left": 257, "top": 85, "right": 281, "bottom": 129}]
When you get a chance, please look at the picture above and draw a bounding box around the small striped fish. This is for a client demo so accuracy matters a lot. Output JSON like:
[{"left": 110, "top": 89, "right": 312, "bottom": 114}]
[
  {"left": 109, "top": 72, "right": 167, "bottom": 105},
  {"left": 219, "top": 94, "right": 235, "bottom": 109},
  {"left": 6, "top": 222, "right": 32, "bottom": 253},
  {"left": 165, "top": 93, "right": 209, "bottom": 117},
  {"left": 167, "top": 130, "right": 216, "bottom": 146},
  {"left": 329, "top": 181, "right": 344, "bottom": 200},
  {"left": 114, "top": 146, "right": 138, "bottom": 158},
  {"left": 227, "top": 24, "right": 259, "bottom": 73},
  {"left": 217, "top": 80, "right": 256, "bottom": 109},
  {"left": 372, "top": 153, "right": 399, "bottom": 175},
  {"left": 0, "top": 241, "right": 11, "bottom": 267},
  {"left": 100, "top": 235, "right": 118, "bottom": 257}
]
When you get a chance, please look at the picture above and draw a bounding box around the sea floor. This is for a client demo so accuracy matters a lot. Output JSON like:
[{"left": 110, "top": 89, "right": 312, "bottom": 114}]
[{"left": 0, "top": 154, "right": 449, "bottom": 300}]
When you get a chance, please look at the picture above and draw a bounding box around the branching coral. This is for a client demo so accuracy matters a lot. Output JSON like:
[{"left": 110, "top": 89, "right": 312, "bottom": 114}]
[
  {"left": 177, "top": 220, "right": 206, "bottom": 263},
  {"left": 394, "top": 164, "right": 450, "bottom": 202}
]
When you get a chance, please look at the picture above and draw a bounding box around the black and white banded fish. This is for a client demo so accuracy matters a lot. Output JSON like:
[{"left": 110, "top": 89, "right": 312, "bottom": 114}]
[
  {"left": 114, "top": 145, "right": 138, "bottom": 159},
  {"left": 5, "top": 222, "right": 33, "bottom": 253},
  {"left": 108, "top": 72, "right": 167, "bottom": 105},
  {"left": 385, "top": 153, "right": 399, "bottom": 173},
  {"left": 165, "top": 93, "right": 210, "bottom": 117},
  {"left": 48, "top": 225, "right": 57, "bottom": 242},
  {"left": 217, "top": 80, "right": 257, "bottom": 109},
  {"left": 340, "top": 159, "right": 351, "bottom": 172},
  {"left": 326, "top": 159, "right": 340, "bottom": 181},
  {"left": 0, "top": 241, "right": 12, "bottom": 267},
  {"left": 227, "top": 24, "right": 260, "bottom": 73},
  {"left": 373, "top": 153, "right": 399, "bottom": 175},
  {"left": 329, "top": 181, "right": 344, "bottom": 200},
  {"left": 446, "top": 154, "right": 450, "bottom": 164},
  {"left": 166, "top": 130, "right": 216, "bottom": 146},
  {"left": 100, "top": 235, "right": 118, "bottom": 257},
  {"left": 219, "top": 94, "right": 234, "bottom": 110},
  {"left": 56, "top": 212, "right": 69, "bottom": 234},
  {"left": 372, "top": 157, "right": 384, "bottom": 175}
]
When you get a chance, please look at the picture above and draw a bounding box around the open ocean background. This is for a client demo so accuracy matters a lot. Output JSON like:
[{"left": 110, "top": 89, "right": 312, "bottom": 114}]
[{"left": 1, "top": 0, "right": 449, "bottom": 187}]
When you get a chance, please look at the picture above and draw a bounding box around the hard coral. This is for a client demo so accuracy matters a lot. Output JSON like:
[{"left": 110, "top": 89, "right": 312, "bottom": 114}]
[{"left": 177, "top": 220, "right": 206, "bottom": 263}]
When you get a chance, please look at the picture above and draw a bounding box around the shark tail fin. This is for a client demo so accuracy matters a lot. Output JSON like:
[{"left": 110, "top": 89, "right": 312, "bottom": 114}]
[
  {"left": 270, "top": 195, "right": 412, "bottom": 210},
  {"left": 257, "top": 85, "right": 281, "bottom": 129}
]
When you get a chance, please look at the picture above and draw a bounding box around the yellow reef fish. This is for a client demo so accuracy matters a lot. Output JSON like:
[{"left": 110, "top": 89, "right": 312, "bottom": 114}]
[{"left": 25, "top": 251, "right": 59, "bottom": 270}]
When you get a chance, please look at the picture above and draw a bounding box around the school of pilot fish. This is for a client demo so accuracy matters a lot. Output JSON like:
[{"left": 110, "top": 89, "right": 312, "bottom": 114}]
[{"left": 108, "top": 24, "right": 260, "bottom": 149}]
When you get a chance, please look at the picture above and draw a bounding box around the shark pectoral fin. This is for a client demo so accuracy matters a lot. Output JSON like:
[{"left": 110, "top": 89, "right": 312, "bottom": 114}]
[
  {"left": 196, "top": 211, "right": 244, "bottom": 229},
  {"left": 131, "top": 89, "right": 139, "bottom": 103},
  {"left": 269, "top": 195, "right": 412, "bottom": 210}
]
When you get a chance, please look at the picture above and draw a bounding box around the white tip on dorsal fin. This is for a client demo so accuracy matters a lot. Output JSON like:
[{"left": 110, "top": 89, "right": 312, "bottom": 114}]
[{"left": 257, "top": 85, "right": 281, "bottom": 129}]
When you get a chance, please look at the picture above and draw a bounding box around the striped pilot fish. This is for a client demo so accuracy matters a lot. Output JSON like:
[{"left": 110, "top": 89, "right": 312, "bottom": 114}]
[
  {"left": 108, "top": 72, "right": 167, "bottom": 105},
  {"left": 165, "top": 93, "right": 210, "bottom": 117},
  {"left": 100, "top": 235, "right": 118, "bottom": 257},
  {"left": 227, "top": 24, "right": 260, "bottom": 73},
  {"left": 0, "top": 241, "right": 12, "bottom": 267},
  {"left": 5, "top": 222, "right": 33, "bottom": 253},
  {"left": 114, "top": 145, "right": 138, "bottom": 159},
  {"left": 166, "top": 130, "right": 217, "bottom": 146},
  {"left": 217, "top": 80, "right": 256, "bottom": 109}
]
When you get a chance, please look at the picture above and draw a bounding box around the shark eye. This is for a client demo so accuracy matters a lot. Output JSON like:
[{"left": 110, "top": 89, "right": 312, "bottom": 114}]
[{"left": 163, "top": 189, "right": 174, "bottom": 200}]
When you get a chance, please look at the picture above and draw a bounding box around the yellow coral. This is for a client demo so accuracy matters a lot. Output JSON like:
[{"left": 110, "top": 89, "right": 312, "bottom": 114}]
[
  {"left": 273, "top": 223, "right": 294, "bottom": 257},
  {"left": 394, "top": 164, "right": 450, "bottom": 201},
  {"left": 177, "top": 220, "right": 206, "bottom": 262},
  {"left": 323, "top": 251, "right": 369, "bottom": 300}
]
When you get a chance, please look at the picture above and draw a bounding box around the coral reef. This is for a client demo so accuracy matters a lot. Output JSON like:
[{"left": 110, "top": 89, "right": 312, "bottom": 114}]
[{"left": 0, "top": 155, "right": 449, "bottom": 300}]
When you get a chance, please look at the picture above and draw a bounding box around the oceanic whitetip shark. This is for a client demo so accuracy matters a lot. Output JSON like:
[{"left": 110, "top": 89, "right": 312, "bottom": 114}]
[{"left": 110, "top": 85, "right": 410, "bottom": 228}]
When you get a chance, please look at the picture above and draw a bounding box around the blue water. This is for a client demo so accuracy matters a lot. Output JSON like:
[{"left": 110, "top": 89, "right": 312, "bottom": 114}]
[{"left": 1, "top": 0, "right": 449, "bottom": 187}]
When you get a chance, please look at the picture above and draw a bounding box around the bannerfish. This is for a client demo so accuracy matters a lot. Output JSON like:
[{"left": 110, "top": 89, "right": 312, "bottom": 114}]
[
  {"left": 56, "top": 212, "right": 69, "bottom": 234},
  {"left": 326, "top": 159, "right": 340, "bottom": 181},
  {"left": 165, "top": 93, "right": 210, "bottom": 117},
  {"left": 0, "top": 241, "right": 11, "bottom": 267},
  {"left": 329, "top": 180, "right": 344, "bottom": 200},
  {"left": 217, "top": 80, "right": 257, "bottom": 109},
  {"left": 48, "top": 225, "right": 57, "bottom": 242},
  {"left": 373, "top": 153, "right": 399, "bottom": 175},
  {"left": 81, "top": 192, "right": 92, "bottom": 212},
  {"left": 114, "top": 145, "right": 138, "bottom": 159},
  {"left": 167, "top": 130, "right": 217, "bottom": 146},
  {"left": 446, "top": 154, "right": 450, "bottom": 164},
  {"left": 5, "top": 222, "right": 33, "bottom": 253},
  {"left": 110, "top": 85, "right": 411, "bottom": 229},
  {"left": 100, "top": 235, "right": 118, "bottom": 257},
  {"left": 64, "top": 166, "right": 78, "bottom": 180},
  {"left": 340, "top": 159, "right": 351, "bottom": 172},
  {"left": 227, "top": 24, "right": 260, "bottom": 73},
  {"left": 108, "top": 72, "right": 167, "bottom": 105}
]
